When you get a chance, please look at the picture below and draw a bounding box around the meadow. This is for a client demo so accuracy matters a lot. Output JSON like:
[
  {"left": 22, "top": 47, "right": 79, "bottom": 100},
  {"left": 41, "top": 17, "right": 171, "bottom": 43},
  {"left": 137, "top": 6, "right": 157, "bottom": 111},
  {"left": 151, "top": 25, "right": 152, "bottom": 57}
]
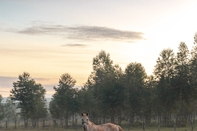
[
  {"left": 0, "top": 117, "right": 194, "bottom": 131},
  {"left": 0, "top": 125, "right": 192, "bottom": 131}
]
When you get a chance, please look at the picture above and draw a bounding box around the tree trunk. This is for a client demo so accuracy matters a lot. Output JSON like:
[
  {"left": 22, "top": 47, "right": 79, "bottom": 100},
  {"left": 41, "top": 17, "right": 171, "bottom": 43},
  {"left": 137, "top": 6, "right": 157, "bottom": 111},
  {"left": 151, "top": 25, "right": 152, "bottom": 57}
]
[
  {"left": 118, "top": 113, "right": 122, "bottom": 125},
  {"left": 190, "top": 113, "right": 195, "bottom": 131},
  {"left": 174, "top": 115, "right": 176, "bottom": 131},
  {"left": 142, "top": 116, "right": 146, "bottom": 131},
  {"left": 72, "top": 113, "right": 75, "bottom": 126},
  {"left": 37, "top": 119, "right": 39, "bottom": 128},
  {"left": 111, "top": 116, "right": 115, "bottom": 123},
  {"left": 61, "top": 118, "right": 64, "bottom": 128},
  {"left": 103, "top": 117, "right": 106, "bottom": 124},
  {"left": 42, "top": 119, "right": 45, "bottom": 128},
  {"left": 75, "top": 117, "right": 77, "bottom": 126},
  {"left": 128, "top": 115, "right": 134, "bottom": 131},
  {"left": 65, "top": 116, "right": 68, "bottom": 128},
  {"left": 31, "top": 119, "right": 36, "bottom": 128},
  {"left": 98, "top": 118, "right": 101, "bottom": 124},
  {"left": 5, "top": 120, "right": 8, "bottom": 129},
  {"left": 14, "top": 118, "right": 17, "bottom": 129},
  {"left": 24, "top": 119, "right": 28, "bottom": 128},
  {"left": 53, "top": 119, "right": 57, "bottom": 127},
  {"left": 158, "top": 116, "right": 161, "bottom": 131}
]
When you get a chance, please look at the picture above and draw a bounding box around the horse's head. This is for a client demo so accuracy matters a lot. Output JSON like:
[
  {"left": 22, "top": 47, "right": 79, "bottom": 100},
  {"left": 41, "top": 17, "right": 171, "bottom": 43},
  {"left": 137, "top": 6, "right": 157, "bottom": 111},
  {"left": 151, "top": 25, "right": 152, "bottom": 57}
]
[{"left": 81, "top": 113, "right": 89, "bottom": 130}]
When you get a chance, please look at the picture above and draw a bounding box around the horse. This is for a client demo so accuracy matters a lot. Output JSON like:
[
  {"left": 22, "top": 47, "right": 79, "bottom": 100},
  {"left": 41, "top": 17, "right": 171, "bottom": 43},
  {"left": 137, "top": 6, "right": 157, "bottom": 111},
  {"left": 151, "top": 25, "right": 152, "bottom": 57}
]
[{"left": 81, "top": 113, "right": 124, "bottom": 131}]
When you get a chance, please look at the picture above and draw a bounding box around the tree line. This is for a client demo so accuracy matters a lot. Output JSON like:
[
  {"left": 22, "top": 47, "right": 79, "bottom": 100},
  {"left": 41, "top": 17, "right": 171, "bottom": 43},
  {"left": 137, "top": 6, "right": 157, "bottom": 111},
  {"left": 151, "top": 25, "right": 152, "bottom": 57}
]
[{"left": 0, "top": 33, "right": 197, "bottom": 130}]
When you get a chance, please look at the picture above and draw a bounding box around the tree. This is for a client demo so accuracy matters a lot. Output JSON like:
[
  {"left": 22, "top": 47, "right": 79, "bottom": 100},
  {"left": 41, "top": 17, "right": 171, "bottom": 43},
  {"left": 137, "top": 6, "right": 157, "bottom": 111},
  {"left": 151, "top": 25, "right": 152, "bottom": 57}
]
[
  {"left": 49, "top": 73, "right": 76, "bottom": 128},
  {"left": 85, "top": 50, "right": 125, "bottom": 123},
  {"left": 79, "top": 73, "right": 101, "bottom": 123},
  {"left": 3, "top": 98, "right": 17, "bottom": 128},
  {"left": 190, "top": 33, "right": 197, "bottom": 93},
  {"left": 31, "top": 93, "right": 48, "bottom": 128},
  {"left": 188, "top": 41, "right": 197, "bottom": 131},
  {"left": 124, "top": 62, "right": 147, "bottom": 129},
  {"left": 172, "top": 42, "right": 193, "bottom": 126},
  {"left": 84, "top": 50, "right": 115, "bottom": 121},
  {"left": 190, "top": 40, "right": 197, "bottom": 98},
  {"left": 143, "top": 75, "right": 156, "bottom": 125},
  {"left": 49, "top": 98, "right": 61, "bottom": 127},
  {"left": 10, "top": 72, "right": 47, "bottom": 128},
  {"left": 153, "top": 49, "right": 176, "bottom": 126}
]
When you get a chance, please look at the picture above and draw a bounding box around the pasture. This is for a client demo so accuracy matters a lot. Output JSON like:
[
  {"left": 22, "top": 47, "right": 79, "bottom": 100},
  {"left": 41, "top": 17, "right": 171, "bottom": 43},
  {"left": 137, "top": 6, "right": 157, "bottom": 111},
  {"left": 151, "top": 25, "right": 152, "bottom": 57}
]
[
  {"left": 0, "top": 115, "right": 195, "bottom": 131},
  {"left": 0, "top": 126, "right": 192, "bottom": 131},
  {"left": 0, "top": 120, "right": 194, "bottom": 131}
]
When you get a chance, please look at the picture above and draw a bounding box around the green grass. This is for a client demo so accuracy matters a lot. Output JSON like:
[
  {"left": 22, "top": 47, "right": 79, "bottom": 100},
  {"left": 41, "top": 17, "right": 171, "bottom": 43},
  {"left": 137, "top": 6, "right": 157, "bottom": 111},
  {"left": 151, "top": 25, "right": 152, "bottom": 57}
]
[{"left": 0, "top": 126, "right": 192, "bottom": 131}]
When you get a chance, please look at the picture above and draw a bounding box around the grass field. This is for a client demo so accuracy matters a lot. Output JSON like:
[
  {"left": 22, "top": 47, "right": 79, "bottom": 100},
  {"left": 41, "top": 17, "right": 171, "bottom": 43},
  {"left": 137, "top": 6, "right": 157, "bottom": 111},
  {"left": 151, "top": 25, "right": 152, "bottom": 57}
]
[
  {"left": 0, "top": 126, "right": 192, "bottom": 131},
  {"left": 0, "top": 119, "right": 194, "bottom": 131}
]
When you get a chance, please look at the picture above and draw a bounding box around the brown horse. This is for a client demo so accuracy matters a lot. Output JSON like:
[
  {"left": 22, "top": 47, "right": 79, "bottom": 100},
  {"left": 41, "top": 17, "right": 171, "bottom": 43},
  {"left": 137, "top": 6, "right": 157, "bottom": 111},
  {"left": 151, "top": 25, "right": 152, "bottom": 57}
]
[{"left": 81, "top": 113, "right": 124, "bottom": 131}]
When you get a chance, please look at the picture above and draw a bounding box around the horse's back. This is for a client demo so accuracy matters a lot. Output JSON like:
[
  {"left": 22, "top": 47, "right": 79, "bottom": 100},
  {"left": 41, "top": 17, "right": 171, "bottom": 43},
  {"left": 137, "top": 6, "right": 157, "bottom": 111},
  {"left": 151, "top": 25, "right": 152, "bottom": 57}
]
[{"left": 98, "top": 123, "right": 122, "bottom": 131}]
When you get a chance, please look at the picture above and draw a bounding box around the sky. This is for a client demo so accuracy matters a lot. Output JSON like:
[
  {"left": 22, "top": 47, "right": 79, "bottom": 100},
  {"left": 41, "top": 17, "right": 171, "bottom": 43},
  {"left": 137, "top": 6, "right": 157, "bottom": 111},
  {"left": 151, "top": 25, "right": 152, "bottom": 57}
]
[{"left": 0, "top": 0, "right": 197, "bottom": 98}]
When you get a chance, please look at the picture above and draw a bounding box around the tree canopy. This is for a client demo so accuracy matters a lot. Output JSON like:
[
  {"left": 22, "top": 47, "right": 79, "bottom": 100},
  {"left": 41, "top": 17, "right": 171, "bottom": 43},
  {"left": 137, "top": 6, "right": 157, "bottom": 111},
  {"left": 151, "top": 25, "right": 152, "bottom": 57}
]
[{"left": 10, "top": 72, "right": 47, "bottom": 127}]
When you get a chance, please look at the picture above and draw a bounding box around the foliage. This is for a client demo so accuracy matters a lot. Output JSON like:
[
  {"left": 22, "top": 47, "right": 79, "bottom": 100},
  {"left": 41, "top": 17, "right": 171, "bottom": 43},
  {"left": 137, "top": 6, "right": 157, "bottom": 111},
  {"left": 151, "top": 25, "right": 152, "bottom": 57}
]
[
  {"left": 124, "top": 62, "right": 147, "bottom": 123},
  {"left": 82, "top": 50, "right": 125, "bottom": 123},
  {"left": 49, "top": 73, "right": 77, "bottom": 127},
  {"left": 10, "top": 72, "right": 47, "bottom": 127},
  {"left": 3, "top": 98, "right": 17, "bottom": 120},
  {"left": 153, "top": 48, "right": 176, "bottom": 117}
]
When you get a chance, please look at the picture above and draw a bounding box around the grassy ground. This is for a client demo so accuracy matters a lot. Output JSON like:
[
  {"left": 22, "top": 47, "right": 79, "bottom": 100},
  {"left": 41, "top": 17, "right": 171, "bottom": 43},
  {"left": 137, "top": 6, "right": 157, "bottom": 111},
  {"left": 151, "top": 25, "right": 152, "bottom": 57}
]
[{"left": 0, "top": 126, "right": 192, "bottom": 131}]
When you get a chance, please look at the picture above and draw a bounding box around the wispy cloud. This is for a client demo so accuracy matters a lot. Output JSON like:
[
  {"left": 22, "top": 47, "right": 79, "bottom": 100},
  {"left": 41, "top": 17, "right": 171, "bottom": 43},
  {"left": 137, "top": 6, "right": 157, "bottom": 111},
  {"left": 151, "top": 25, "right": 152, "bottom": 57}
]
[
  {"left": 0, "top": 76, "right": 17, "bottom": 86},
  {"left": 0, "top": 76, "right": 57, "bottom": 97},
  {"left": 62, "top": 44, "right": 86, "bottom": 47},
  {"left": 14, "top": 25, "right": 144, "bottom": 42},
  {"left": 0, "top": 76, "right": 50, "bottom": 88}
]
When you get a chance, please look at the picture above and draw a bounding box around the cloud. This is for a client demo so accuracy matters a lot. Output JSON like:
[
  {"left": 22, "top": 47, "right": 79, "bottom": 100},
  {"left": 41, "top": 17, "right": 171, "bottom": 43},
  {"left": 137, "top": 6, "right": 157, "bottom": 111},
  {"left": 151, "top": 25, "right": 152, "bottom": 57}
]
[
  {"left": 67, "top": 26, "right": 144, "bottom": 42},
  {"left": 0, "top": 76, "right": 50, "bottom": 88},
  {"left": 0, "top": 76, "right": 57, "bottom": 97},
  {"left": 15, "top": 25, "right": 144, "bottom": 42},
  {"left": 34, "top": 78, "right": 50, "bottom": 81},
  {"left": 62, "top": 44, "right": 86, "bottom": 47},
  {"left": 0, "top": 76, "right": 17, "bottom": 87}
]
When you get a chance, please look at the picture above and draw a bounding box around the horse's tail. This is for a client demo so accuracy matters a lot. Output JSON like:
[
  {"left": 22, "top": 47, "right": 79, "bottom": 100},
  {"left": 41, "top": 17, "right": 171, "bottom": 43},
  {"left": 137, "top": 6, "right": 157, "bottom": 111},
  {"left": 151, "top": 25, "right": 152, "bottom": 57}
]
[{"left": 118, "top": 126, "right": 124, "bottom": 131}]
